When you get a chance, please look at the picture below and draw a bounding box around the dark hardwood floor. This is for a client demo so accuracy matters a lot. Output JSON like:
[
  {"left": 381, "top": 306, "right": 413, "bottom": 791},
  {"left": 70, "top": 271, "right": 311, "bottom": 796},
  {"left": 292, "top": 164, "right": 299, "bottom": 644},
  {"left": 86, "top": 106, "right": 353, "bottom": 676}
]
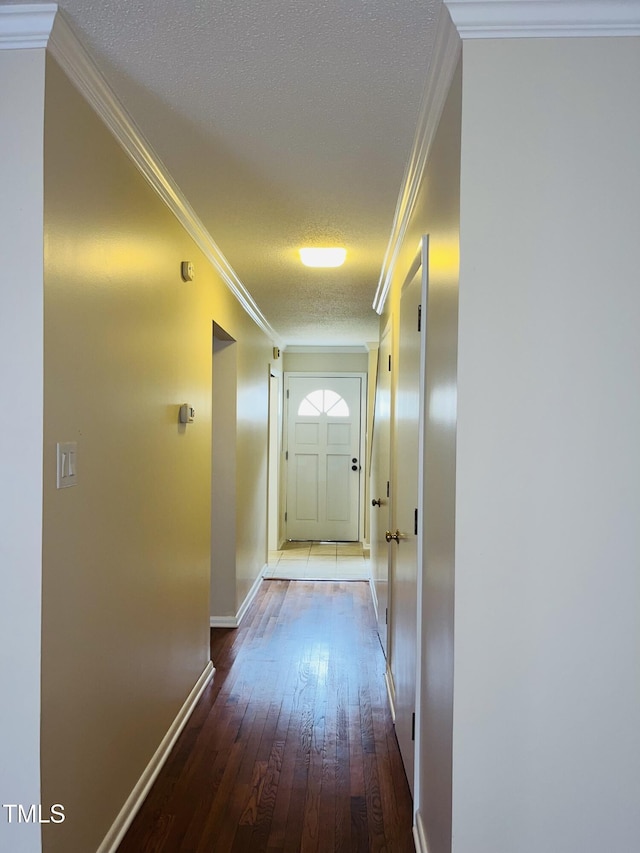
[{"left": 118, "top": 580, "right": 414, "bottom": 852}]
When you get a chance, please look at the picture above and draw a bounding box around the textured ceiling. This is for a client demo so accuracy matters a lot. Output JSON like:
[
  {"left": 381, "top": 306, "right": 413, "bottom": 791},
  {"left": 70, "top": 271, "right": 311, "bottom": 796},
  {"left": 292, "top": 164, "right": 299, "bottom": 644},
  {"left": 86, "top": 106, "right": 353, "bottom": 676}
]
[{"left": 57, "top": 0, "right": 441, "bottom": 345}]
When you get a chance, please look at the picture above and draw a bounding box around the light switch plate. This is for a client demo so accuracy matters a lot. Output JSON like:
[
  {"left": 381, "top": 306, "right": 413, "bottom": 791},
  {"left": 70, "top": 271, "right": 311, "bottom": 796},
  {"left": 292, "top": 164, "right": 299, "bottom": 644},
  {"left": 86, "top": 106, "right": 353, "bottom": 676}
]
[{"left": 56, "top": 442, "right": 78, "bottom": 489}]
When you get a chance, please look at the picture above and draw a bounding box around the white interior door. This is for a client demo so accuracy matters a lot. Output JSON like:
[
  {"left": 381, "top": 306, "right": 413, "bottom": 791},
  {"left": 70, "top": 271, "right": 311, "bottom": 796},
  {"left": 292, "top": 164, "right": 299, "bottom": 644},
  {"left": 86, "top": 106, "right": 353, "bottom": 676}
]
[
  {"left": 285, "top": 375, "right": 362, "bottom": 541},
  {"left": 390, "top": 253, "right": 426, "bottom": 796},
  {"left": 371, "top": 326, "right": 392, "bottom": 655}
]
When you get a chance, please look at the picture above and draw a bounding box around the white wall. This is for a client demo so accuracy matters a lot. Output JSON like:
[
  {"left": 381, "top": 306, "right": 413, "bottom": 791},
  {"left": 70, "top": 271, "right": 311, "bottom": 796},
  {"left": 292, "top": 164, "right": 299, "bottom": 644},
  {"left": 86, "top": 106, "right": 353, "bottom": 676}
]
[
  {"left": 454, "top": 36, "right": 640, "bottom": 853},
  {"left": 0, "top": 48, "right": 46, "bottom": 853}
]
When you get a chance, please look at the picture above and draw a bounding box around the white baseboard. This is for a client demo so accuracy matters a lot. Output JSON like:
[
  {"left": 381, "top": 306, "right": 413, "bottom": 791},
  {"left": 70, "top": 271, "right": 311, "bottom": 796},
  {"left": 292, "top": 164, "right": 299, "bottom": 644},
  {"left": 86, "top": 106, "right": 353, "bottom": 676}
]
[
  {"left": 236, "top": 565, "right": 266, "bottom": 624},
  {"left": 210, "top": 564, "right": 266, "bottom": 628},
  {"left": 369, "top": 575, "right": 379, "bottom": 622},
  {"left": 413, "top": 809, "right": 428, "bottom": 853},
  {"left": 96, "top": 660, "right": 214, "bottom": 853},
  {"left": 384, "top": 664, "right": 396, "bottom": 722},
  {"left": 208, "top": 615, "right": 238, "bottom": 628}
]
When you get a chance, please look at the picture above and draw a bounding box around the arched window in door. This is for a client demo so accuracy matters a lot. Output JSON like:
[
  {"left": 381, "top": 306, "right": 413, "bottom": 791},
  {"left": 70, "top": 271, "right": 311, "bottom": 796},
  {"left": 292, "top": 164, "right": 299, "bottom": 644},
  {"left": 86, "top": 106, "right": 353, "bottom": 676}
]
[{"left": 298, "top": 389, "right": 350, "bottom": 417}]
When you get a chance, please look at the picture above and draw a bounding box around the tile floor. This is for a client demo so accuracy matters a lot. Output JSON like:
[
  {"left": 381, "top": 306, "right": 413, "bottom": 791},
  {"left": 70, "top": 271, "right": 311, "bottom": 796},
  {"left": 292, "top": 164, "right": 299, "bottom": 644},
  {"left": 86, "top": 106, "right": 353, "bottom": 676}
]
[{"left": 264, "top": 541, "right": 370, "bottom": 581}]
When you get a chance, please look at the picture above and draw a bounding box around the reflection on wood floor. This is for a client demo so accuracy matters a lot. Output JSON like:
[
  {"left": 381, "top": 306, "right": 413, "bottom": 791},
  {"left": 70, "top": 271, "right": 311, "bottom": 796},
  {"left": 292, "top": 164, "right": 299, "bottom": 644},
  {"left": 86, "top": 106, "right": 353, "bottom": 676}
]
[{"left": 118, "top": 580, "right": 414, "bottom": 852}]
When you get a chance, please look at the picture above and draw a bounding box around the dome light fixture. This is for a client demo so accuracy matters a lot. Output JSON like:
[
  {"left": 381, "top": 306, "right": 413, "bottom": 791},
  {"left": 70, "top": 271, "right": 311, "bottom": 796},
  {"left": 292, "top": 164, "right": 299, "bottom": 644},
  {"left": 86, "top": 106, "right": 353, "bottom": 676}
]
[{"left": 299, "top": 247, "right": 347, "bottom": 268}]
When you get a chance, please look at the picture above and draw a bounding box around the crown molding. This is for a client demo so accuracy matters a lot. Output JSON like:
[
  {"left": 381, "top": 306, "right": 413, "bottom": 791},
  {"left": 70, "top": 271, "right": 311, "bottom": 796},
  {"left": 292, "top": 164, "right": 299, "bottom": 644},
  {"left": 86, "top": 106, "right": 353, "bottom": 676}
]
[
  {"left": 445, "top": 0, "right": 640, "bottom": 39},
  {"left": 0, "top": 3, "right": 56, "bottom": 48},
  {"left": 0, "top": 4, "right": 281, "bottom": 346},
  {"left": 373, "top": 5, "right": 460, "bottom": 315}
]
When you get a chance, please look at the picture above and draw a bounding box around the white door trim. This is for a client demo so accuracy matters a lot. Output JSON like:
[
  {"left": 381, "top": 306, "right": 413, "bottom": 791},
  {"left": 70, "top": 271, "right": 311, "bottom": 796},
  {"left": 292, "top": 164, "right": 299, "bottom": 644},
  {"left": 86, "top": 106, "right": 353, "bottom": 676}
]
[
  {"left": 412, "top": 235, "right": 429, "bottom": 821},
  {"left": 267, "top": 365, "right": 283, "bottom": 550}
]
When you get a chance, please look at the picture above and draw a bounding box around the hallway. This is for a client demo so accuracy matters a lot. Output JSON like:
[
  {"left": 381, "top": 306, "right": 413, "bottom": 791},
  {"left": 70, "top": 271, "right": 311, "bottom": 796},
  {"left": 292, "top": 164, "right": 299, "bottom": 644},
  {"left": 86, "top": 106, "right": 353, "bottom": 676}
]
[{"left": 117, "top": 579, "right": 414, "bottom": 852}]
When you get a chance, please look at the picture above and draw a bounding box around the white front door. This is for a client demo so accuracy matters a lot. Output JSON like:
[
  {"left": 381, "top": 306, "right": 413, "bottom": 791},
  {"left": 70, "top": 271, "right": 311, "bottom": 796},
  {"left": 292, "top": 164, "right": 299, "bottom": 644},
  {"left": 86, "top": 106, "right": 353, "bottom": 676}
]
[{"left": 285, "top": 375, "right": 363, "bottom": 541}]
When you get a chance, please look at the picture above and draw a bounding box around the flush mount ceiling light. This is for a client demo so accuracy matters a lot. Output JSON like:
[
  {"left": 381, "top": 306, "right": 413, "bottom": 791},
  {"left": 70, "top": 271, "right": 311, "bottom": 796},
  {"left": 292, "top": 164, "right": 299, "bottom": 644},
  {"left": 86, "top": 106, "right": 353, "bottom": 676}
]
[{"left": 299, "top": 247, "right": 347, "bottom": 268}]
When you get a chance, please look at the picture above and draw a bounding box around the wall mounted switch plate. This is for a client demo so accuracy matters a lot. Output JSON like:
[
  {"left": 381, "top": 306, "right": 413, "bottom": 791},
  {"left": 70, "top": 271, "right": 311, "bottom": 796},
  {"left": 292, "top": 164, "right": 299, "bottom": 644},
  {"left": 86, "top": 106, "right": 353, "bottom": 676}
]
[
  {"left": 179, "top": 404, "right": 195, "bottom": 424},
  {"left": 57, "top": 442, "right": 78, "bottom": 489}
]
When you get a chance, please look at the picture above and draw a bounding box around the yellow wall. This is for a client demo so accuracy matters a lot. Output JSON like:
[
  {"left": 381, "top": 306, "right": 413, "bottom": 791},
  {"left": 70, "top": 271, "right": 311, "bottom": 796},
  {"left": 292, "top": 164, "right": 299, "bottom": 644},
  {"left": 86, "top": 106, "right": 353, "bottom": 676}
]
[{"left": 41, "top": 56, "right": 272, "bottom": 852}]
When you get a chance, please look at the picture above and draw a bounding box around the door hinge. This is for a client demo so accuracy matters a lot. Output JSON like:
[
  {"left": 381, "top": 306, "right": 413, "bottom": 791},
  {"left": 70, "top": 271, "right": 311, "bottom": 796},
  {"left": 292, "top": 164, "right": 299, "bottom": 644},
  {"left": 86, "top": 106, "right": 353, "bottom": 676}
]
[
  {"left": 418, "top": 304, "right": 422, "bottom": 332},
  {"left": 285, "top": 450, "right": 288, "bottom": 460},
  {"left": 385, "top": 607, "right": 388, "bottom": 625},
  {"left": 386, "top": 480, "right": 390, "bottom": 498},
  {"left": 285, "top": 511, "right": 287, "bottom": 521},
  {"left": 414, "top": 507, "right": 418, "bottom": 535},
  {"left": 411, "top": 712, "right": 416, "bottom": 741},
  {"left": 286, "top": 389, "right": 289, "bottom": 399},
  {"left": 388, "top": 354, "right": 391, "bottom": 372}
]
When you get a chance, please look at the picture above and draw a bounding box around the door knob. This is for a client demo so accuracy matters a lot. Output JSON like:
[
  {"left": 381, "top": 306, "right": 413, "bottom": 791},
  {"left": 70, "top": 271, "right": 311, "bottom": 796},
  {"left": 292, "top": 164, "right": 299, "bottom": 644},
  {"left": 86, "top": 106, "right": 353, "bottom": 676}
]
[
  {"left": 372, "top": 498, "right": 382, "bottom": 507},
  {"left": 385, "top": 530, "right": 400, "bottom": 543}
]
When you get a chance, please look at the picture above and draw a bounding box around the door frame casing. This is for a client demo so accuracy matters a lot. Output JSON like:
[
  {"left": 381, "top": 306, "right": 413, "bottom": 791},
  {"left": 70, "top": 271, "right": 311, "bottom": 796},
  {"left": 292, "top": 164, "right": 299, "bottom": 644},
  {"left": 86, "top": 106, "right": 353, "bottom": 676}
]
[
  {"left": 283, "top": 372, "right": 367, "bottom": 542},
  {"left": 370, "top": 320, "right": 393, "bottom": 657},
  {"left": 267, "top": 365, "right": 283, "bottom": 550},
  {"left": 413, "top": 235, "right": 429, "bottom": 819}
]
